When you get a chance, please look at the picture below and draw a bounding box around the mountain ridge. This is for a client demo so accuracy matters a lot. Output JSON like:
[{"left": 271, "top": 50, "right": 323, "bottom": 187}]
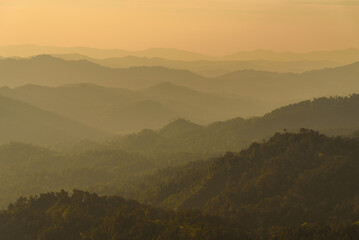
[
  {"left": 1, "top": 44, "right": 358, "bottom": 62},
  {"left": 0, "top": 82, "right": 265, "bottom": 132},
  {"left": 111, "top": 94, "right": 359, "bottom": 154}
]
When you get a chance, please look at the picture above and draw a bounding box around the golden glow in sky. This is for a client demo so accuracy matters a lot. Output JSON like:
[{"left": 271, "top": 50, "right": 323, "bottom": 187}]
[{"left": 0, "top": 0, "right": 358, "bottom": 55}]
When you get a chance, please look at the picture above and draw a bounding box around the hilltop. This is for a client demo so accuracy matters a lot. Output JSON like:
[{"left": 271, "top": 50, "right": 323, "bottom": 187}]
[
  {"left": 126, "top": 130, "right": 359, "bottom": 231},
  {"left": 113, "top": 95, "right": 359, "bottom": 153}
]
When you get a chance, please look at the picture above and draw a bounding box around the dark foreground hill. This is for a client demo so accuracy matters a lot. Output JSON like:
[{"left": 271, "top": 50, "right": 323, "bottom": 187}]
[
  {"left": 2, "top": 132, "right": 359, "bottom": 239},
  {"left": 0, "top": 189, "right": 250, "bottom": 240},
  {"left": 126, "top": 130, "right": 359, "bottom": 231},
  {"left": 2, "top": 190, "right": 359, "bottom": 240},
  {"left": 0, "top": 95, "right": 106, "bottom": 145}
]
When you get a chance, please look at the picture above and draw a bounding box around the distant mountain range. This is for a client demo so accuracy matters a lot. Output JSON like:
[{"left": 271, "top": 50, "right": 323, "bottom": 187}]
[
  {"left": 1, "top": 90, "right": 357, "bottom": 150},
  {"left": 0, "top": 83, "right": 173, "bottom": 133},
  {"left": 0, "top": 82, "right": 264, "bottom": 133},
  {"left": 53, "top": 54, "right": 342, "bottom": 77},
  {"left": 1, "top": 44, "right": 358, "bottom": 63},
  {"left": 206, "top": 61, "right": 359, "bottom": 105},
  {"left": 0, "top": 95, "right": 107, "bottom": 146},
  {"left": 0, "top": 44, "right": 211, "bottom": 61},
  {"left": 140, "top": 82, "right": 265, "bottom": 122},
  {"left": 0, "top": 55, "right": 206, "bottom": 89},
  {"left": 223, "top": 48, "right": 359, "bottom": 62},
  {"left": 0, "top": 55, "right": 358, "bottom": 108},
  {"left": 0, "top": 54, "right": 358, "bottom": 141}
]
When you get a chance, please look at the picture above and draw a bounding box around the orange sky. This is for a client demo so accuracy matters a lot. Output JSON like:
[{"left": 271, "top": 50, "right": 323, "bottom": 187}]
[{"left": 0, "top": 0, "right": 358, "bottom": 55}]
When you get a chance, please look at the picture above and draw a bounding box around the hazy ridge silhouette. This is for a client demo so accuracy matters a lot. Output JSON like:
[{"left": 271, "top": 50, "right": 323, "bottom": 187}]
[
  {"left": 0, "top": 95, "right": 107, "bottom": 145},
  {"left": 1, "top": 54, "right": 358, "bottom": 108},
  {"left": 1, "top": 44, "right": 358, "bottom": 62},
  {"left": 1, "top": 44, "right": 359, "bottom": 239}
]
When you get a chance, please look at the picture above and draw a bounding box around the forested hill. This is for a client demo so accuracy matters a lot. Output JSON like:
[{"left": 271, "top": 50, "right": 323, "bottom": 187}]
[
  {"left": 230, "top": 94, "right": 359, "bottom": 138},
  {"left": 126, "top": 130, "right": 359, "bottom": 231},
  {"left": 2, "top": 132, "right": 359, "bottom": 239},
  {"left": 0, "top": 140, "right": 210, "bottom": 210},
  {"left": 114, "top": 95, "right": 359, "bottom": 153},
  {"left": 0, "top": 189, "right": 250, "bottom": 240}
]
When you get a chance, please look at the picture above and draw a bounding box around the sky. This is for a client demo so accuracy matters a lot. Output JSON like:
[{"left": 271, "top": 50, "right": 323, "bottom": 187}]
[{"left": 0, "top": 0, "right": 358, "bottom": 55}]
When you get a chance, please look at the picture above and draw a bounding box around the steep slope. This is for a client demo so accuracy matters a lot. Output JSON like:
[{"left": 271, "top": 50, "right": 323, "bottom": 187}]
[
  {"left": 128, "top": 130, "right": 359, "bottom": 230},
  {"left": 0, "top": 95, "right": 106, "bottom": 145},
  {"left": 0, "top": 55, "right": 206, "bottom": 89}
]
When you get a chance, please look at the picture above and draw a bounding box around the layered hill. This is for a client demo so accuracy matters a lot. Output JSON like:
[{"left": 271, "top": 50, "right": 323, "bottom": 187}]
[
  {"left": 0, "top": 55, "right": 205, "bottom": 89},
  {"left": 0, "top": 83, "right": 264, "bottom": 133},
  {"left": 2, "top": 135, "right": 359, "bottom": 239},
  {"left": 140, "top": 82, "right": 265, "bottom": 121},
  {"left": 0, "top": 83, "right": 176, "bottom": 133},
  {"left": 1, "top": 55, "right": 358, "bottom": 109},
  {"left": 0, "top": 95, "right": 106, "bottom": 145},
  {"left": 1, "top": 44, "right": 358, "bottom": 63},
  {"left": 127, "top": 130, "right": 359, "bottom": 231},
  {"left": 0, "top": 44, "right": 211, "bottom": 61},
  {"left": 208, "top": 61, "right": 359, "bottom": 105},
  {"left": 0, "top": 140, "right": 208, "bottom": 209},
  {"left": 113, "top": 94, "right": 359, "bottom": 153},
  {"left": 223, "top": 48, "right": 359, "bottom": 62},
  {"left": 54, "top": 54, "right": 342, "bottom": 77}
]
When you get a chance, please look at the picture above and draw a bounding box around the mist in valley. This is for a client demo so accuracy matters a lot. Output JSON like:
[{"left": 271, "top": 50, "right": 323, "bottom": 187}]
[{"left": 0, "top": 0, "right": 359, "bottom": 239}]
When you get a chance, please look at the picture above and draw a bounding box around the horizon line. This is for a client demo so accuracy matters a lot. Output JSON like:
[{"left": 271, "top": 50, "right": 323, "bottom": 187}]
[{"left": 0, "top": 43, "right": 358, "bottom": 58}]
